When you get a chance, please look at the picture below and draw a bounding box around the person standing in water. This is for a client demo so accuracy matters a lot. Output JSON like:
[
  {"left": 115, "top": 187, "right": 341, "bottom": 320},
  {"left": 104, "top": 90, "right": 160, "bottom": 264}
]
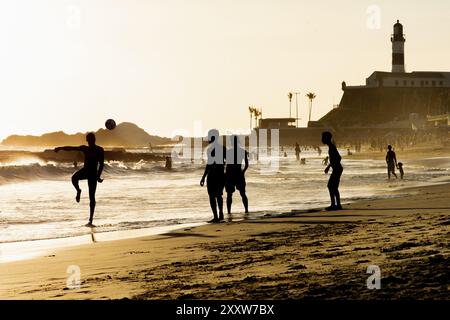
[
  {"left": 200, "top": 129, "right": 226, "bottom": 223},
  {"left": 165, "top": 156, "right": 172, "bottom": 169},
  {"left": 295, "top": 142, "right": 301, "bottom": 161},
  {"left": 225, "top": 135, "right": 249, "bottom": 215},
  {"left": 322, "top": 131, "right": 343, "bottom": 211},
  {"left": 386, "top": 145, "right": 398, "bottom": 179},
  {"left": 54, "top": 132, "right": 104, "bottom": 226}
]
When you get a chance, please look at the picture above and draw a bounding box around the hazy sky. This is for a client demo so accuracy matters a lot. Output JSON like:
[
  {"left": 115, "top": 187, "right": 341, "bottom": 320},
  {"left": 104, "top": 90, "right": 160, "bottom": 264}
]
[{"left": 0, "top": 0, "right": 449, "bottom": 139}]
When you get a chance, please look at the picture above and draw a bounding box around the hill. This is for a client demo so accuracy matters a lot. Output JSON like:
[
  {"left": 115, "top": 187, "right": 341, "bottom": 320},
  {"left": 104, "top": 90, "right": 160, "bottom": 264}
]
[{"left": 1, "top": 122, "right": 172, "bottom": 148}]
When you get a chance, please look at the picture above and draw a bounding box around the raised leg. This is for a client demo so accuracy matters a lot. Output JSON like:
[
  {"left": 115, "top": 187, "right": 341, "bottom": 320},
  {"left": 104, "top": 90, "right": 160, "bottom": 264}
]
[{"left": 71, "top": 170, "right": 84, "bottom": 202}]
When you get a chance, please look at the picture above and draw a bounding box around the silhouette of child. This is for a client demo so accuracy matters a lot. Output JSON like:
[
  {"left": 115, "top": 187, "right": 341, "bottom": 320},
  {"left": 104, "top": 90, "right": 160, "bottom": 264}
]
[{"left": 397, "top": 162, "right": 404, "bottom": 179}]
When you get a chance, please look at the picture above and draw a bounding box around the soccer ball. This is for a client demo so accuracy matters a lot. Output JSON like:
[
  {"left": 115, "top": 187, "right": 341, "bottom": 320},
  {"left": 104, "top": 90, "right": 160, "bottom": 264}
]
[{"left": 105, "top": 119, "right": 116, "bottom": 130}]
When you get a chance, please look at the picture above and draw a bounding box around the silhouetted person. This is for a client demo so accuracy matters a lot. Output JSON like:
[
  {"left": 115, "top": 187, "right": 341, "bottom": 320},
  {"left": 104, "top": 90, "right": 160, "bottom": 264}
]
[
  {"left": 322, "top": 156, "right": 329, "bottom": 166},
  {"left": 295, "top": 142, "right": 301, "bottom": 161},
  {"left": 200, "top": 129, "right": 226, "bottom": 223},
  {"left": 322, "top": 131, "right": 343, "bottom": 211},
  {"left": 386, "top": 145, "right": 398, "bottom": 179},
  {"left": 397, "top": 162, "right": 404, "bottom": 179},
  {"left": 165, "top": 156, "right": 172, "bottom": 169},
  {"left": 54, "top": 133, "right": 104, "bottom": 226},
  {"left": 225, "top": 135, "right": 249, "bottom": 214}
]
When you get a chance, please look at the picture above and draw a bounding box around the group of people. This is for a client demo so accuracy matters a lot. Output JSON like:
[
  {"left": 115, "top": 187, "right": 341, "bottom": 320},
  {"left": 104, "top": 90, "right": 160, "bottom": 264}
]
[
  {"left": 53, "top": 130, "right": 346, "bottom": 225},
  {"left": 200, "top": 130, "right": 249, "bottom": 223},
  {"left": 199, "top": 130, "right": 344, "bottom": 220}
]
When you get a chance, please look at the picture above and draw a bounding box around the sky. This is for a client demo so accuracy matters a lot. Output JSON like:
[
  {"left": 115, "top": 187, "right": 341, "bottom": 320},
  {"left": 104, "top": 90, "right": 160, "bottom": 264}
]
[{"left": 0, "top": 0, "right": 449, "bottom": 139}]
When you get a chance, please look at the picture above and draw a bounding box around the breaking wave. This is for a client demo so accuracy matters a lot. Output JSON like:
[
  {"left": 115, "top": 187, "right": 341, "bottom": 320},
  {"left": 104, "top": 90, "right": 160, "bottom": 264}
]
[{"left": 0, "top": 160, "right": 201, "bottom": 185}]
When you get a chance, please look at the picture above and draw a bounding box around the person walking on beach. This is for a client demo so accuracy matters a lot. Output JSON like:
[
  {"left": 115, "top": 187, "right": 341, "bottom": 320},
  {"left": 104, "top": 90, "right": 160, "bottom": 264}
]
[
  {"left": 54, "top": 132, "right": 104, "bottom": 226},
  {"left": 322, "top": 131, "right": 343, "bottom": 211},
  {"left": 225, "top": 135, "right": 249, "bottom": 214},
  {"left": 295, "top": 142, "right": 301, "bottom": 161},
  {"left": 386, "top": 145, "right": 398, "bottom": 179},
  {"left": 200, "top": 129, "right": 226, "bottom": 223}
]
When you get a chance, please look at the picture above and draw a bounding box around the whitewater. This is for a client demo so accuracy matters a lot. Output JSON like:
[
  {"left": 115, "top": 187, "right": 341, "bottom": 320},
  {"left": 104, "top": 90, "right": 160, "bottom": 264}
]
[{"left": 0, "top": 148, "right": 449, "bottom": 243}]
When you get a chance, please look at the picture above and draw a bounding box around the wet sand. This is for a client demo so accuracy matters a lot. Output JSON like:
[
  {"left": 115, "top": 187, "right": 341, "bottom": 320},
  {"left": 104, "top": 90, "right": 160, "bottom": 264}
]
[{"left": 0, "top": 181, "right": 449, "bottom": 300}]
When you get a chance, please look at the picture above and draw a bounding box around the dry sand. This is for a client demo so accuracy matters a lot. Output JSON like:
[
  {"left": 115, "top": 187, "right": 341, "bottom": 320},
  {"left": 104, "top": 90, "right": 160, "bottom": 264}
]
[{"left": 0, "top": 181, "right": 448, "bottom": 300}]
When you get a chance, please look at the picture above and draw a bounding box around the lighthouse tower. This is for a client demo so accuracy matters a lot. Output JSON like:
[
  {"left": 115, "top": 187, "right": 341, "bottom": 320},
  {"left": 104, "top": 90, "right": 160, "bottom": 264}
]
[{"left": 391, "top": 20, "right": 406, "bottom": 73}]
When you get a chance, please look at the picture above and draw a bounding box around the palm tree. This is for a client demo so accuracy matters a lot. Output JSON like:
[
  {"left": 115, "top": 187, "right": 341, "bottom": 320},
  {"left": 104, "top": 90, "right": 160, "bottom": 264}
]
[
  {"left": 287, "top": 92, "right": 293, "bottom": 118},
  {"left": 306, "top": 92, "right": 316, "bottom": 123},
  {"left": 254, "top": 109, "right": 261, "bottom": 129},
  {"left": 248, "top": 106, "right": 255, "bottom": 130}
]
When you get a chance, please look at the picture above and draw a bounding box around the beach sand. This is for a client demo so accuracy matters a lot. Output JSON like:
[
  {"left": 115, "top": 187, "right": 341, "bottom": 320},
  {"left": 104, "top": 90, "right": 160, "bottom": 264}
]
[{"left": 0, "top": 180, "right": 448, "bottom": 300}]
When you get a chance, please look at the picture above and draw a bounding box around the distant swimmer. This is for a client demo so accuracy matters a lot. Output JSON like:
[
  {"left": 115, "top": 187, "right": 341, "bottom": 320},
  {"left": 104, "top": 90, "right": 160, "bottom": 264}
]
[
  {"left": 295, "top": 142, "right": 301, "bottom": 161},
  {"left": 322, "top": 131, "right": 343, "bottom": 211},
  {"left": 300, "top": 158, "right": 306, "bottom": 165},
  {"left": 225, "top": 135, "right": 249, "bottom": 214},
  {"left": 397, "top": 162, "right": 404, "bottom": 179},
  {"left": 54, "top": 132, "right": 104, "bottom": 227},
  {"left": 347, "top": 148, "right": 353, "bottom": 156},
  {"left": 386, "top": 145, "right": 398, "bottom": 179},
  {"left": 200, "top": 129, "right": 226, "bottom": 223},
  {"left": 165, "top": 156, "right": 172, "bottom": 169}
]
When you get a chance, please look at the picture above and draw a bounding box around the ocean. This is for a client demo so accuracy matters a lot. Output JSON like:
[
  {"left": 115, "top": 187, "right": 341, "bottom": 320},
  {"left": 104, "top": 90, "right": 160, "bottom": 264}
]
[{"left": 0, "top": 148, "right": 449, "bottom": 245}]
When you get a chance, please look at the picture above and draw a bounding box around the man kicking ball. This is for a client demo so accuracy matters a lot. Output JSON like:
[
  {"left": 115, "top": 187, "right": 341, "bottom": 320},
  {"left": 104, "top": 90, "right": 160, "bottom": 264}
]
[{"left": 54, "top": 132, "right": 104, "bottom": 226}]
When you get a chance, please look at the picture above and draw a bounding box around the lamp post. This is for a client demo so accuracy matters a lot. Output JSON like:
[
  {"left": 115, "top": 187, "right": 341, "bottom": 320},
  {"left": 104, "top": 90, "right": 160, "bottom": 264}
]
[{"left": 293, "top": 92, "right": 301, "bottom": 127}]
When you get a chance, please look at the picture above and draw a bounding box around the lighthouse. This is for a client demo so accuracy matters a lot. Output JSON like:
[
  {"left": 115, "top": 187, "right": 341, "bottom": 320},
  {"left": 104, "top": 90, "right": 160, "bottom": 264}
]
[{"left": 391, "top": 20, "right": 406, "bottom": 73}]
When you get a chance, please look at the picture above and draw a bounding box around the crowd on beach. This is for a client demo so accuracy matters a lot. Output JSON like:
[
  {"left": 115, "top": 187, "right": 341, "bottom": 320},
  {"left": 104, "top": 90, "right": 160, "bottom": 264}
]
[
  {"left": 198, "top": 130, "right": 343, "bottom": 223},
  {"left": 50, "top": 129, "right": 412, "bottom": 226}
]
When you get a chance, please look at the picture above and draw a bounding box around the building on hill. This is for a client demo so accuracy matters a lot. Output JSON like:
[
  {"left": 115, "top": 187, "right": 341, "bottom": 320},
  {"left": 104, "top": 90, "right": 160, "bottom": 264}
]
[
  {"left": 258, "top": 118, "right": 296, "bottom": 129},
  {"left": 319, "top": 20, "right": 450, "bottom": 128}
]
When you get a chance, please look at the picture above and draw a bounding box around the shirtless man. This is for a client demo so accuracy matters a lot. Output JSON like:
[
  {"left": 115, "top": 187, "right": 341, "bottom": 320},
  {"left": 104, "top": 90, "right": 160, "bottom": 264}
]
[
  {"left": 55, "top": 132, "right": 104, "bottom": 226},
  {"left": 225, "top": 135, "right": 249, "bottom": 214},
  {"left": 386, "top": 145, "right": 398, "bottom": 179},
  {"left": 322, "top": 131, "right": 343, "bottom": 211},
  {"left": 200, "top": 129, "right": 226, "bottom": 223}
]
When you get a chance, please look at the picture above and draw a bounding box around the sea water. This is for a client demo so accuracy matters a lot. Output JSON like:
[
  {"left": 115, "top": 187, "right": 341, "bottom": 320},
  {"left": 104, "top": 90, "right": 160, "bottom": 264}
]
[{"left": 0, "top": 148, "right": 449, "bottom": 244}]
